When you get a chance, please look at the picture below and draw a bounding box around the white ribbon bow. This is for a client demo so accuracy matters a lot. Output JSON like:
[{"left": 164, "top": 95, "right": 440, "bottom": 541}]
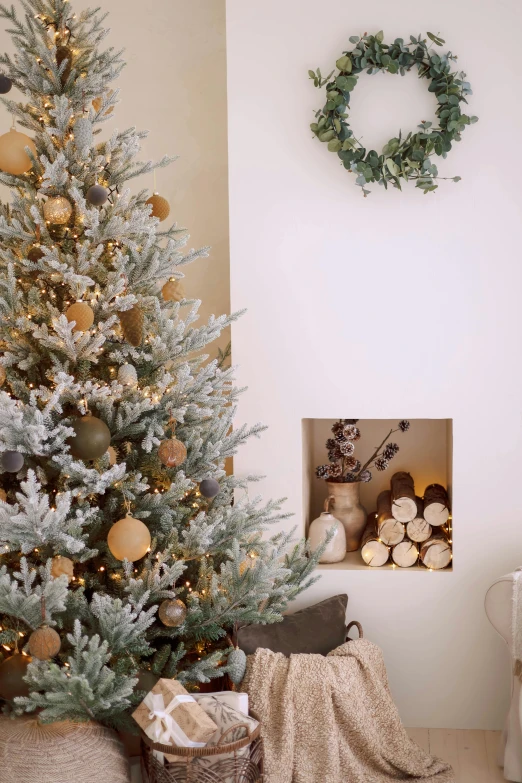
[{"left": 143, "top": 691, "right": 207, "bottom": 748}]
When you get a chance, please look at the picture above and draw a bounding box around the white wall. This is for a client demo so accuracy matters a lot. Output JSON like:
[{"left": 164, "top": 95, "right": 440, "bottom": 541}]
[
  {"left": 226, "top": 0, "right": 522, "bottom": 728},
  {"left": 0, "top": 0, "right": 230, "bottom": 354}
]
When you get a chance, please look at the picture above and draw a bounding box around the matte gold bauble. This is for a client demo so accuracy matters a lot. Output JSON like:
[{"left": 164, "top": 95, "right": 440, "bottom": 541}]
[
  {"left": 146, "top": 194, "right": 170, "bottom": 222},
  {"left": 66, "top": 301, "right": 94, "bottom": 332},
  {"left": 51, "top": 555, "right": 74, "bottom": 583},
  {"left": 107, "top": 513, "right": 151, "bottom": 562},
  {"left": 107, "top": 445, "right": 117, "bottom": 465},
  {"left": 0, "top": 653, "right": 31, "bottom": 700},
  {"left": 0, "top": 365, "right": 5, "bottom": 386},
  {"left": 28, "top": 625, "right": 61, "bottom": 660},
  {"left": 67, "top": 414, "right": 111, "bottom": 461},
  {"left": 43, "top": 195, "right": 73, "bottom": 225},
  {"left": 0, "top": 128, "right": 36, "bottom": 175},
  {"left": 118, "top": 306, "right": 144, "bottom": 347},
  {"left": 0, "top": 488, "right": 6, "bottom": 502},
  {"left": 162, "top": 279, "right": 185, "bottom": 303},
  {"left": 158, "top": 437, "right": 187, "bottom": 468},
  {"left": 158, "top": 598, "right": 187, "bottom": 628}
]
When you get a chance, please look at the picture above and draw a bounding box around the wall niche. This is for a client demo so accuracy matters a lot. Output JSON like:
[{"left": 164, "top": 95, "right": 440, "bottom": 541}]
[{"left": 302, "top": 418, "right": 453, "bottom": 572}]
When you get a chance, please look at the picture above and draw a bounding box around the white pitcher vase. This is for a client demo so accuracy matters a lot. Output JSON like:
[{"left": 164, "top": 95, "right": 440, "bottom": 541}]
[
  {"left": 326, "top": 481, "right": 367, "bottom": 552},
  {"left": 308, "top": 496, "right": 347, "bottom": 563}
]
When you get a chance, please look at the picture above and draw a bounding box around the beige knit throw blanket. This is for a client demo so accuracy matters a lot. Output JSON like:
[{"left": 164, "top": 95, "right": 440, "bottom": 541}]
[{"left": 243, "top": 639, "right": 454, "bottom": 783}]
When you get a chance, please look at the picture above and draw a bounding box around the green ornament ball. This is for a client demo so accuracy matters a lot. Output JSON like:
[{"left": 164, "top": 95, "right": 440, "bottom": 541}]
[{"left": 67, "top": 414, "right": 111, "bottom": 461}]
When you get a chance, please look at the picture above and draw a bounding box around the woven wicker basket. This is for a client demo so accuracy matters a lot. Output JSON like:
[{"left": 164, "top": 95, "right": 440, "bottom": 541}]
[
  {"left": 140, "top": 718, "right": 263, "bottom": 783},
  {"left": 0, "top": 715, "right": 130, "bottom": 783}
]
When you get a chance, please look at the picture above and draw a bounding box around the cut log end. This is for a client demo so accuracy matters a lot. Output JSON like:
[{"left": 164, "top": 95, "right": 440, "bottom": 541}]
[
  {"left": 360, "top": 518, "right": 390, "bottom": 567},
  {"left": 423, "top": 484, "right": 450, "bottom": 526},
  {"left": 420, "top": 536, "right": 452, "bottom": 570},
  {"left": 378, "top": 518, "right": 405, "bottom": 546},
  {"left": 406, "top": 517, "right": 432, "bottom": 543},
  {"left": 392, "top": 540, "right": 419, "bottom": 568},
  {"left": 390, "top": 472, "right": 417, "bottom": 522}
]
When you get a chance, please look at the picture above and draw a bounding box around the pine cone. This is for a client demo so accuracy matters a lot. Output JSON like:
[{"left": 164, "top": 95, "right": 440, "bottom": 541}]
[
  {"left": 359, "top": 470, "right": 372, "bottom": 482},
  {"left": 342, "top": 473, "right": 357, "bottom": 483},
  {"left": 344, "top": 456, "right": 359, "bottom": 471},
  {"left": 315, "top": 464, "right": 330, "bottom": 479},
  {"left": 334, "top": 430, "right": 347, "bottom": 443},
  {"left": 398, "top": 420, "right": 410, "bottom": 432},
  {"left": 328, "top": 463, "right": 342, "bottom": 479},
  {"left": 331, "top": 421, "right": 345, "bottom": 436},
  {"left": 119, "top": 306, "right": 144, "bottom": 346},
  {"left": 343, "top": 424, "right": 360, "bottom": 441},
  {"left": 383, "top": 442, "right": 399, "bottom": 460},
  {"left": 341, "top": 419, "right": 359, "bottom": 425},
  {"left": 340, "top": 440, "right": 355, "bottom": 456},
  {"left": 325, "top": 438, "right": 337, "bottom": 450},
  {"left": 375, "top": 457, "right": 389, "bottom": 472},
  {"left": 328, "top": 447, "right": 342, "bottom": 461}
]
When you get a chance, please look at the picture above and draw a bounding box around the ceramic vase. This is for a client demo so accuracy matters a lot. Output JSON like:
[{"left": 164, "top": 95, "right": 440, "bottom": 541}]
[
  {"left": 326, "top": 481, "right": 367, "bottom": 552},
  {"left": 308, "top": 497, "right": 347, "bottom": 563}
]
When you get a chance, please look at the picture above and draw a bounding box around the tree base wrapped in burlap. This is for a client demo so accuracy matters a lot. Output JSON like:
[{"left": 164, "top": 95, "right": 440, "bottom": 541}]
[{"left": 0, "top": 716, "right": 130, "bottom": 783}]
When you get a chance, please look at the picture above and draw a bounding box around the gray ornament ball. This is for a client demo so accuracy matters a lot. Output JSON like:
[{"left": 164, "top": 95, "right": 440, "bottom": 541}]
[
  {"left": 86, "top": 184, "right": 109, "bottom": 206},
  {"left": 200, "top": 478, "right": 220, "bottom": 498},
  {"left": 2, "top": 451, "right": 24, "bottom": 473},
  {"left": 0, "top": 75, "right": 12, "bottom": 94}
]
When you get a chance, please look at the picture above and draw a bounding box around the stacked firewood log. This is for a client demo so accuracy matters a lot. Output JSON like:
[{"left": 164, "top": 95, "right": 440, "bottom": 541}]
[{"left": 360, "top": 472, "right": 452, "bottom": 569}]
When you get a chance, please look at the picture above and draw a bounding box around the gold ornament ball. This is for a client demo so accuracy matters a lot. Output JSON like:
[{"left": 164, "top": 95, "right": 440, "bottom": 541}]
[
  {"left": 0, "top": 128, "right": 36, "bottom": 176},
  {"left": 158, "top": 437, "right": 187, "bottom": 468},
  {"left": 0, "top": 489, "right": 6, "bottom": 502},
  {"left": 66, "top": 301, "right": 94, "bottom": 333},
  {"left": 119, "top": 306, "right": 144, "bottom": 347},
  {"left": 27, "top": 245, "right": 44, "bottom": 263},
  {"left": 107, "top": 513, "right": 151, "bottom": 562},
  {"left": 28, "top": 625, "right": 61, "bottom": 661},
  {"left": 158, "top": 598, "right": 187, "bottom": 628},
  {"left": 51, "top": 555, "right": 74, "bottom": 583},
  {"left": 146, "top": 194, "right": 170, "bottom": 222},
  {"left": 67, "top": 414, "right": 112, "bottom": 461},
  {"left": 0, "top": 365, "right": 5, "bottom": 386},
  {"left": 43, "top": 195, "right": 73, "bottom": 225},
  {"left": 107, "top": 445, "right": 117, "bottom": 465},
  {"left": 0, "top": 653, "right": 31, "bottom": 700},
  {"left": 162, "top": 279, "right": 185, "bottom": 303}
]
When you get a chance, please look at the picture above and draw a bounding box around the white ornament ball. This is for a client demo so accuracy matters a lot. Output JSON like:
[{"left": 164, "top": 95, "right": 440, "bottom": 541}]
[
  {"left": 118, "top": 363, "right": 137, "bottom": 387},
  {"left": 0, "top": 128, "right": 36, "bottom": 175}
]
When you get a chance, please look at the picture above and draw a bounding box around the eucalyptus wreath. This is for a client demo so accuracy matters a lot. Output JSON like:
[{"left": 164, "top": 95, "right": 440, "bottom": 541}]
[{"left": 309, "top": 31, "right": 478, "bottom": 196}]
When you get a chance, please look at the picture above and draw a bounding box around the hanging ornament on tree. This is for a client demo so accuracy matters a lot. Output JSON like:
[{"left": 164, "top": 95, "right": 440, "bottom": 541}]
[
  {"left": 73, "top": 116, "right": 93, "bottom": 149},
  {"left": 0, "top": 652, "right": 31, "bottom": 700},
  {"left": 162, "top": 279, "right": 185, "bottom": 303},
  {"left": 67, "top": 414, "right": 111, "bottom": 461},
  {"left": 118, "top": 363, "right": 137, "bottom": 387},
  {"left": 92, "top": 89, "right": 115, "bottom": 115},
  {"left": 0, "top": 365, "right": 5, "bottom": 386},
  {"left": 43, "top": 195, "right": 72, "bottom": 225},
  {"left": 1, "top": 451, "right": 24, "bottom": 473},
  {"left": 51, "top": 555, "right": 74, "bottom": 583},
  {"left": 146, "top": 193, "right": 170, "bottom": 222},
  {"left": 0, "top": 489, "right": 6, "bottom": 502},
  {"left": 227, "top": 647, "right": 247, "bottom": 686},
  {"left": 107, "top": 513, "right": 151, "bottom": 562},
  {"left": 56, "top": 45, "right": 73, "bottom": 86},
  {"left": 158, "top": 598, "right": 187, "bottom": 628},
  {"left": 119, "top": 306, "right": 144, "bottom": 347},
  {"left": 0, "top": 127, "right": 36, "bottom": 176},
  {"left": 86, "top": 184, "right": 109, "bottom": 206},
  {"left": 66, "top": 301, "right": 94, "bottom": 332},
  {"left": 27, "top": 245, "right": 44, "bottom": 263},
  {"left": 0, "top": 74, "right": 12, "bottom": 94},
  {"left": 199, "top": 478, "right": 220, "bottom": 499},
  {"left": 28, "top": 625, "right": 61, "bottom": 661},
  {"left": 107, "top": 445, "right": 117, "bottom": 465},
  {"left": 158, "top": 420, "right": 187, "bottom": 468}
]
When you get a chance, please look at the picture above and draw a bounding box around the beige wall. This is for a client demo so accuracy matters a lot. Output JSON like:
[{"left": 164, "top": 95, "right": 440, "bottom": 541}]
[{"left": 0, "top": 0, "right": 230, "bottom": 355}]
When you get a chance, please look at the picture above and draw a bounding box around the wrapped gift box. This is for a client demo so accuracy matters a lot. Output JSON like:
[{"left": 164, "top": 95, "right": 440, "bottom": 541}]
[{"left": 193, "top": 690, "right": 249, "bottom": 716}]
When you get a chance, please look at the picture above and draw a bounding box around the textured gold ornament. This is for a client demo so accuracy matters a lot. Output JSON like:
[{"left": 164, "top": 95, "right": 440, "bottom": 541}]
[
  {"left": 51, "top": 555, "right": 74, "bottom": 583},
  {"left": 0, "top": 128, "right": 37, "bottom": 175},
  {"left": 0, "top": 365, "right": 5, "bottom": 386},
  {"left": 107, "top": 513, "right": 151, "bottom": 562},
  {"left": 158, "top": 598, "right": 187, "bottom": 628},
  {"left": 107, "top": 445, "right": 117, "bottom": 465},
  {"left": 146, "top": 193, "right": 170, "bottom": 222},
  {"left": 43, "top": 196, "right": 73, "bottom": 225},
  {"left": 28, "top": 625, "right": 61, "bottom": 660},
  {"left": 162, "top": 279, "right": 185, "bottom": 303},
  {"left": 158, "top": 437, "right": 187, "bottom": 468},
  {"left": 66, "top": 301, "right": 94, "bottom": 332},
  {"left": 119, "top": 306, "right": 144, "bottom": 347}
]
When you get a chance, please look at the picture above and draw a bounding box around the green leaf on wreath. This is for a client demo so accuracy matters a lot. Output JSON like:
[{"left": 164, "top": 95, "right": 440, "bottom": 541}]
[
  {"left": 385, "top": 158, "right": 400, "bottom": 177},
  {"left": 336, "top": 55, "right": 352, "bottom": 72},
  {"left": 375, "top": 30, "right": 384, "bottom": 43},
  {"left": 328, "top": 139, "right": 342, "bottom": 152}
]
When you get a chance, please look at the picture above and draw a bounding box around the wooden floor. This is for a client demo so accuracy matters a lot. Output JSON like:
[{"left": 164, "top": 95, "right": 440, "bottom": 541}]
[{"left": 406, "top": 728, "right": 505, "bottom": 783}]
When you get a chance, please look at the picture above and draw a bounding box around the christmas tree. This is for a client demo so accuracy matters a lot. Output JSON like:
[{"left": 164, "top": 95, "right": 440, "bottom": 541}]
[{"left": 0, "top": 0, "right": 320, "bottom": 727}]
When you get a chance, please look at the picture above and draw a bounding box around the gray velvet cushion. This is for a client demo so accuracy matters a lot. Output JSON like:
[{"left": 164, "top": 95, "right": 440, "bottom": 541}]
[{"left": 237, "top": 594, "right": 348, "bottom": 657}]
